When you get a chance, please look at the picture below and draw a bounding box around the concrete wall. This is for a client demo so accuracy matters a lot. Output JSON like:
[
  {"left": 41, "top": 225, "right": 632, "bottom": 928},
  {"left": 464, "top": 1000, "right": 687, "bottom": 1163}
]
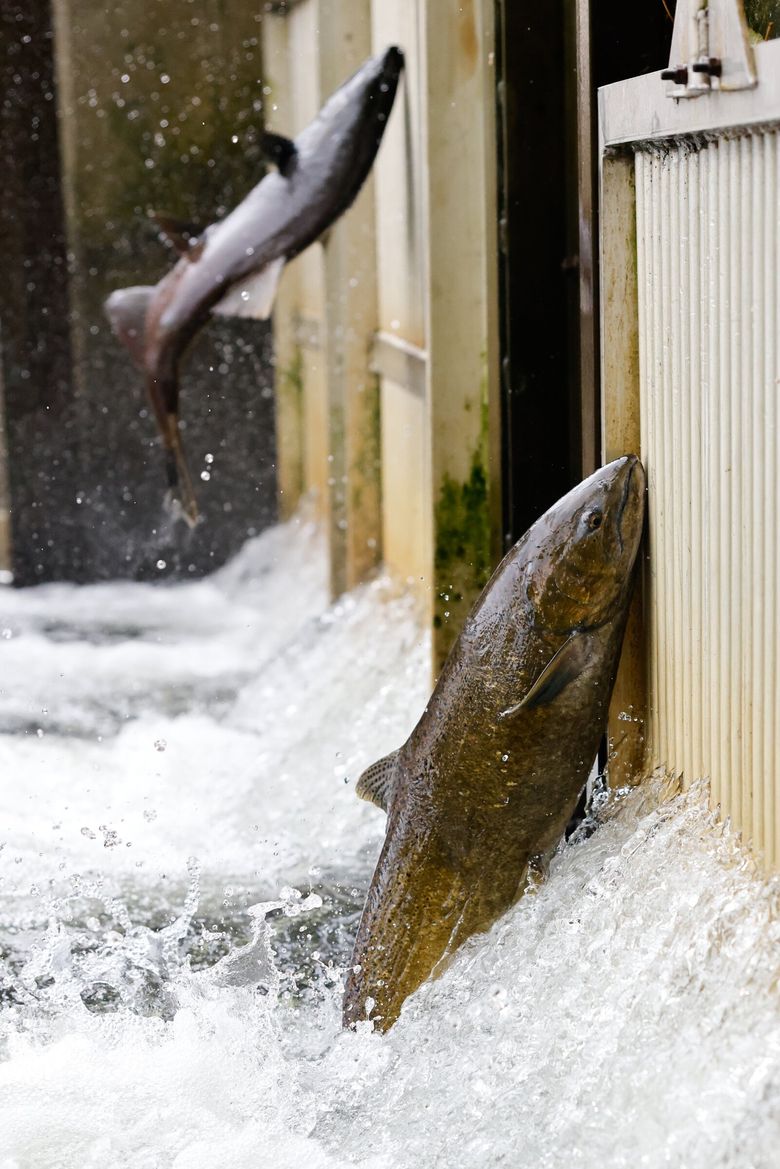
[{"left": 264, "top": 0, "right": 501, "bottom": 672}]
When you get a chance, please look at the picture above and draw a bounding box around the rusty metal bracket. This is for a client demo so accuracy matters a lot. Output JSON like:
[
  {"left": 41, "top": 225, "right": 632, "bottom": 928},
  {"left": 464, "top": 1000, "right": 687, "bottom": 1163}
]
[{"left": 662, "top": 0, "right": 756, "bottom": 98}]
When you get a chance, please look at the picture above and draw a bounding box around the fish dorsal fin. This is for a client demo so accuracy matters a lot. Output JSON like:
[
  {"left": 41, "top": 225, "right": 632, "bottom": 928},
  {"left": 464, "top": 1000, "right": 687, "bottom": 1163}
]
[
  {"left": 104, "top": 285, "right": 154, "bottom": 369},
  {"left": 212, "top": 255, "right": 286, "bottom": 321},
  {"left": 355, "top": 748, "right": 401, "bottom": 813},
  {"left": 500, "top": 632, "right": 592, "bottom": 718},
  {"left": 261, "top": 131, "right": 297, "bottom": 177},
  {"left": 148, "top": 210, "right": 205, "bottom": 260}
]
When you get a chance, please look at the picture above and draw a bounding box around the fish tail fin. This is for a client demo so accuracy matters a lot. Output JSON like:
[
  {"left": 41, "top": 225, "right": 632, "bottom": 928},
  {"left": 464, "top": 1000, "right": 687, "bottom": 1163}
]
[
  {"left": 104, "top": 285, "right": 155, "bottom": 369},
  {"left": 161, "top": 412, "right": 200, "bottom": 529}
]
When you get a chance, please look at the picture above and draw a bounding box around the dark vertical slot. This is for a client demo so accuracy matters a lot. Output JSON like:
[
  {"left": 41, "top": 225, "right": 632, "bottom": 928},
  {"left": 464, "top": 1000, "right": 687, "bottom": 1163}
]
[
  {"left": 494, "top": 0, "right": 676, "bottom": 552},
  {"left": 495, "top": 1, "right": 577, "bottom": 549}
]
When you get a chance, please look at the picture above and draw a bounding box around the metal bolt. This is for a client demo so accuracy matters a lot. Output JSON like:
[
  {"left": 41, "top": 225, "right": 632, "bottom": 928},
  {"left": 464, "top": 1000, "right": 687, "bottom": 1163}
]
[
  {"left": 691, "top": 57, "right": 722, "bottom": 77},
  {"left": 661, "top": 66, "right": 689, "bottom": 85}
]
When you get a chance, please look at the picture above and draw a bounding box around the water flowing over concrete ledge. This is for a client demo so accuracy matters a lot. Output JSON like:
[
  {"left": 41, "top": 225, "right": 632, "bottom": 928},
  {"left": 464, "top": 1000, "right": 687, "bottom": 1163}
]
[{"left": 1, "top": 515, "right": 779, "bottom": 1168}]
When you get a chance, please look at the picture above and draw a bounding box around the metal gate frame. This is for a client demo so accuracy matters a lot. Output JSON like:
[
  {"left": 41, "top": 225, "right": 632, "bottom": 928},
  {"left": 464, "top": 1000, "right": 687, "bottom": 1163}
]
[{"left": 599, "top": 13, "right": 780, "bottom": 866}]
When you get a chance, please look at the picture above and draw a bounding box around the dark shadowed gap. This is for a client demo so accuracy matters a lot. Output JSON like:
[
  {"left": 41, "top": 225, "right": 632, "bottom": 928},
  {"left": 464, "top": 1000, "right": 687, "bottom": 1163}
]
[
  {"left": 0, "top": 0, "right": 77, "bottom": 584},
  {"left": 495, "top": 1, "right": 575, "bottom": 552},
  {"left": 495, "top": 1, "right": 676, "bottom": 554}
]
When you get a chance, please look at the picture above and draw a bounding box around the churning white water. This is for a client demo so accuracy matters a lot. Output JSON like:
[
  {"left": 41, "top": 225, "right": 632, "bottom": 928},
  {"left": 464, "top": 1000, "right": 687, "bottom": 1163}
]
[{"left": 2, "top": 513, "right": 780, "bottom": 1168}]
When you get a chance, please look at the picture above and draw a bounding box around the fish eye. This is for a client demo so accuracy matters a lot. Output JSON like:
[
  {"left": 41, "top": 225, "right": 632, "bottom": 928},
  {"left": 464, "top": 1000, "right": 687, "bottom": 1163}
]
[{"left": 584, "top": 509, "right": 603, "bottom": 532}]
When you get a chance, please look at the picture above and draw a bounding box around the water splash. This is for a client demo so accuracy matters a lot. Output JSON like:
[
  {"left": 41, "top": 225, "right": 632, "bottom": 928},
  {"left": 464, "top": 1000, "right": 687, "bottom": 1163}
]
[{"left": 1, "top": 515, "right": 780, "bottom": 1167}]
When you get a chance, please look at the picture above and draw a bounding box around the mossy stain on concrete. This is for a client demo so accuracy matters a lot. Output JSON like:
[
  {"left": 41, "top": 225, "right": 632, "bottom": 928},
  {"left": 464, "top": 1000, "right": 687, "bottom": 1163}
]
[{"left": 433, "top": 449, "right": 491, "bottom": 640}]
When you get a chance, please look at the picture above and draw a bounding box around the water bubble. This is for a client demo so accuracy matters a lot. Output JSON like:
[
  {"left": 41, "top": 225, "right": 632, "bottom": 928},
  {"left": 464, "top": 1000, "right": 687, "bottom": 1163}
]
[
  {"left": 80, "top": 827, "right": 96, "bottom": 839},
  {"left": 154, "top": 739, "right": 167, "bottom": 752},
  {"left": 200, "top": 471, "right": 211, "bottom": 482},
  {"left": 156, "top": 560, "right": 166, "bottom": 570},
  {"left": 99, "top": 826, "right": 120, "bottom": 849}
]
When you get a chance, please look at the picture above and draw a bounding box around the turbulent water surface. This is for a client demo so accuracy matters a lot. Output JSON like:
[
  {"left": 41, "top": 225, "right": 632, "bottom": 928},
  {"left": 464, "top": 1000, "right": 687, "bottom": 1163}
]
[{"left": 1, "top": 514, "right": 780, "bottom": 1168}]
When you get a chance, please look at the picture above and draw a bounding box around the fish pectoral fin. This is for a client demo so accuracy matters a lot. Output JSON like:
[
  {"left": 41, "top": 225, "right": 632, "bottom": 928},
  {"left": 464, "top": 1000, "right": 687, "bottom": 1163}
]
[
  {"left": 261, "top": 131, "right": 297, "bottom": 177},
  {"left": 501, "top": 632, "right": 592, "bottom": 716},
  {"left": 355, "top": 748, "right": 401, "bottom": 813},
  {"left": 148, "top": 210, "right": 205, "bottom": 259},
  {"left": 212, "top": 256, "right": 286, "bottom": 321}
]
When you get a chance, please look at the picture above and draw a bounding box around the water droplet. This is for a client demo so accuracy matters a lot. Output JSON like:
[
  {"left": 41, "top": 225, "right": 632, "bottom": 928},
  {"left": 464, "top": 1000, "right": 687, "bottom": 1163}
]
[
  {"left": 154, "top": 739, "right": 167, "bottom": 752},
  {"left": 156, "top": 559, "right": 166, "bottom": 570}
]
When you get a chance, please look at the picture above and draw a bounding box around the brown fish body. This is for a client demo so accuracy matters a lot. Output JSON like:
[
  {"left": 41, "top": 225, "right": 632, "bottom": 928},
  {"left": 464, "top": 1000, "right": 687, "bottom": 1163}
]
[{"left": 344, "top": 456, "right": 646, "bottom": 1030}]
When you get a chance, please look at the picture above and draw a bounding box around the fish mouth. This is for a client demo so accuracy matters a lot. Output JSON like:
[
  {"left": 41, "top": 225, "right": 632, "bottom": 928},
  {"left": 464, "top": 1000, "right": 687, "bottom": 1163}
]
[
  {"left": 381, "top": 46, "right": 405, "bottom": 79},
  {"left": 615, "top": 454, "right": 646, "bottom": 553}
]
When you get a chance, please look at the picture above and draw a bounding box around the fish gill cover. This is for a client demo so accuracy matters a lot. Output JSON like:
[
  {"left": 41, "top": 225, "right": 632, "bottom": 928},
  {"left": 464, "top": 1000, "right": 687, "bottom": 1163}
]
[{"left": 0, "top": 514, "right": 779, "bottom": 1167}]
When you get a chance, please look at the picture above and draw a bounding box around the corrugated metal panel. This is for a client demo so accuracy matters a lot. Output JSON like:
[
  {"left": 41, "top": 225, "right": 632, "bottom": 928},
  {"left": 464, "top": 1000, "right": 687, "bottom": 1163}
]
[{"left": 635, "top": 130, "right": 780, "bottom": 865}]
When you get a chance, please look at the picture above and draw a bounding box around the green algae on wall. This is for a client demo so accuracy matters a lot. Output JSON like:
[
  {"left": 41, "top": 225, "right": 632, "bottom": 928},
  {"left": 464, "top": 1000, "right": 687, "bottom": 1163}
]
[
  {"left": 432, "top": 361, "right": 495, "bottom": 667},
  {"left": 744, "top": 0, "right": 780, "bottom": 39},
  {"left": 433, "top": 448, "right": 491, "bottom": 664}
]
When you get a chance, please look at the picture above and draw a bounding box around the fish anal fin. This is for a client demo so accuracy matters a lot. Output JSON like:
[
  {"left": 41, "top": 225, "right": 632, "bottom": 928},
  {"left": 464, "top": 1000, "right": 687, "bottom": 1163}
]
[
  {"left": 104, "top": 285, "right": 154, "bottom": 369},
  {"left": 212, "top": 256, "right": 286, "bottom": 321},
  {"left": 261, "top": 131, "right": 297, "bottom": 177},
  {"left": 501, "top": 632, "right": 591, "bottom": 717},
  {"left": 148, "top": 210, "right": 205, "bottom": 259},
  {"left": 355, "top": 748, "right": 401, "bottom": 813}
]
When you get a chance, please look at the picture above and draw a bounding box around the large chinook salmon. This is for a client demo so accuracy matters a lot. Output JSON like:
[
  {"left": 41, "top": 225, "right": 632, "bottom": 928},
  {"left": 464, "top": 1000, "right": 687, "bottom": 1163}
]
[
  {"left": 105, "top": 47, "right": 404, "bottom": 525},
  {"left": 344, "top": 455, "right": 646, "bottom": 1031}
]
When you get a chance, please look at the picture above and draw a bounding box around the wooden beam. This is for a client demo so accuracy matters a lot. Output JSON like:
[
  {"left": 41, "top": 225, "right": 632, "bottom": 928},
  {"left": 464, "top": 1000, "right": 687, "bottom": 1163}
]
[{"left": 600, "top": 148, "right": 646, "bottom": 788}]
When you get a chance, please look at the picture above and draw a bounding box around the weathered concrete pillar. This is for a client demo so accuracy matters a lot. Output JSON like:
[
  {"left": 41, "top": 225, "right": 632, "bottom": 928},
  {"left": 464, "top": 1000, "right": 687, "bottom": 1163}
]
[
  {"left": 319, "top": 0, "right": 382, "bottom": 595},
  {"left": 423, "top": 0, "right": 500, "bottom": 669},
  {"left": 262, "top": 8, "right": 305, "bottom": 522}
]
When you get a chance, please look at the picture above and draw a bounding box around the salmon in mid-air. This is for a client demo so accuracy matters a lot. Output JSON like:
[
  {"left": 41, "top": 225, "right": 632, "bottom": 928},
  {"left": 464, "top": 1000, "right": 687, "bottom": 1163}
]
[
  {"left": 344, "top": 455, "right": 646, "bottom": 1031},
  {"left": 105, "top": 47, "right": 404, "bottom": 525}
]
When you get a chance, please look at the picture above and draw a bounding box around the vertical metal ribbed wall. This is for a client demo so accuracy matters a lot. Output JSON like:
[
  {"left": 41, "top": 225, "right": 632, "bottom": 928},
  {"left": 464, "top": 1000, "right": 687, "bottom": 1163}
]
[{"left": 635, "top": 131, "right": 780, "bottom": 867}]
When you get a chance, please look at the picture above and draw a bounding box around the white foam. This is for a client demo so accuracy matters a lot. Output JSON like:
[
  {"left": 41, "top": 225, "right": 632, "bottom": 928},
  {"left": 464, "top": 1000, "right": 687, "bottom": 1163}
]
[{"left": 2, "top": 516, "right": 780, "bottom": 1168}]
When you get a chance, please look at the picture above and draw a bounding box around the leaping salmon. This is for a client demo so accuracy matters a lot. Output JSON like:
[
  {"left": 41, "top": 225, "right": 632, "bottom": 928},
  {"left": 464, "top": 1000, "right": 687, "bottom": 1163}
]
[
  {"left": 344, "top": 455, "right": 646, "bottom": 1031},
  {"left": 105, "top": 46, "right": 404, "bottom": 525}
]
